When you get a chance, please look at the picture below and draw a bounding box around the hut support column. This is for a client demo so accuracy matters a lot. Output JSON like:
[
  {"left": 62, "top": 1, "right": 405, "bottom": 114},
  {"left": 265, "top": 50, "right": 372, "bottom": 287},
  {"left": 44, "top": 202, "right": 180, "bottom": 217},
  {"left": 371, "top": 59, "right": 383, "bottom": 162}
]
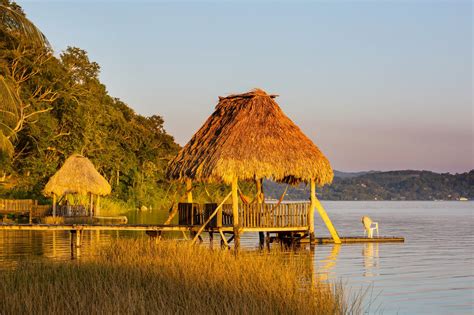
[
  {"left": 256, "top": 178, "right": 265, "bottom": 249},
  {"left": 232, "top": 177, "right": 240, "bottom": 251},
  {"left": 186, "top": 179, "right": 193, "bottom": 203},
  {"left": 90, "top": 193, "right": 94, "bottom": 219},
  {"left": 52, "top": 194, "right": 56, "bottom": 217},
  {"left": 96, "top": 195, "right": 100, "bottom": 217},
  {"left": 309, "top": 179, "right": 316, "bottom": 244},
  {"left": 186, "top": 179, "right": 195, "bottom": 240}
]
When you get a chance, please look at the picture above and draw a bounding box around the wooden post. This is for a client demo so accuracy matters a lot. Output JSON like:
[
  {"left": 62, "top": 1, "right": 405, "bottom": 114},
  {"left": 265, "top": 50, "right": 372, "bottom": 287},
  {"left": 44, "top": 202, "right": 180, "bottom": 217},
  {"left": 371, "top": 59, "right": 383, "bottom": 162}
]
[
  {"left": 216, "top": 205, "right": 223, "bottom": 228},
  {"left": 186, "top": 178, "right": 193, "bottom": 203},
  {"left": 259, "top": 232, "right": 265, "bottom": 249},
  {"left": 265, "top": 232, "right": 270, "bottom": 251},
  {"left": 256, "top": 178, "right": 265, "bottom": 248},
  {"left": 314, "top": 197, "right": 341, "bottom": 244},
  {"left": 29, "top": 200, "right": 36, "bottom": 224},
  {"left": 309, "top": 179, "right": 316, "bottom": 244},
  {"left": 186, "top": 179, "right": 194, "bottom": 239},
  {"left": 256, "top": 178, "right": 264, "bottom": 203},
  {"left": 52, "top": 194, "right": 56, "bottom": 217},
  {"left": 96, "top": 195, "right": 100, "bottom": 217},
  {"left": 90, "top": 193, "right": 94, "bottom": 219},
  {"left": 232, "top": 177, "right": 240, "bottom": 251}
]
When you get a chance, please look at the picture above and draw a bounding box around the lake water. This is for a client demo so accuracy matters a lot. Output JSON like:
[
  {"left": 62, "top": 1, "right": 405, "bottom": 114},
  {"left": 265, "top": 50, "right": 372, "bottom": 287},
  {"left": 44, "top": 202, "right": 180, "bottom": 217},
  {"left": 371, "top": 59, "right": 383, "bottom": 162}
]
[{"left": 0, "top": 201, "right": 472, "bottom": 314}]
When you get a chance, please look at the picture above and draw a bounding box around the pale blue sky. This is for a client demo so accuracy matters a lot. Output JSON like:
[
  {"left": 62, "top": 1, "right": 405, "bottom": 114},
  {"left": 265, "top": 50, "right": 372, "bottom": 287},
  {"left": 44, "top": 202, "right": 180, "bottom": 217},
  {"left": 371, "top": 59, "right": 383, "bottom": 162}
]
[{"left": 19, "top": 1, "right": 472, "bottom": 173}]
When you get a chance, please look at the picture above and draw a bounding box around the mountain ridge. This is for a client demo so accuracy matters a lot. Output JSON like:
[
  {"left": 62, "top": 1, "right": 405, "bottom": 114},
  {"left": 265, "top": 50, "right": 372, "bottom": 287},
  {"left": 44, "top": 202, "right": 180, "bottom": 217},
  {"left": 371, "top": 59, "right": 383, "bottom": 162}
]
[{"left": 263, "top": 170, "right": 473, "bottom": 201}]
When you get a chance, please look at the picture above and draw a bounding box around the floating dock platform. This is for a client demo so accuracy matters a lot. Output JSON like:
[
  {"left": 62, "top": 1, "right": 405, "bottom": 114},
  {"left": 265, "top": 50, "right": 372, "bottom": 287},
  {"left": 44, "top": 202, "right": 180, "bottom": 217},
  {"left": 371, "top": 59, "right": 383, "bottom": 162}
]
[{"left": 301, "top": 236, "right": 405, "bottom": 244}]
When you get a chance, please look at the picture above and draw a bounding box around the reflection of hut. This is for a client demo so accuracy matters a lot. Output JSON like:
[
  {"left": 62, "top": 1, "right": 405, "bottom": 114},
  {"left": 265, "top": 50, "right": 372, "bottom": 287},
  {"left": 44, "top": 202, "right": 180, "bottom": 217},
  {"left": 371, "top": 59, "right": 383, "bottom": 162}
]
[
  {"left": 44, "top": 154, "right": 111, "bottom": 217},
  {"left": 167, "top": 89, "right": 341, "bottom": 248}
]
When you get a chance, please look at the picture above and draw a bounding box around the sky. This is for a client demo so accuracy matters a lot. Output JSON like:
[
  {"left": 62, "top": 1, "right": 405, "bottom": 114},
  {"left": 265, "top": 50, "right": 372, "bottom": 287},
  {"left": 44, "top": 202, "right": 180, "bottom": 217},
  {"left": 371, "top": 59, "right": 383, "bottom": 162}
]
[{"left": 18, "top": 0, "right": 472, "bottom": 173}]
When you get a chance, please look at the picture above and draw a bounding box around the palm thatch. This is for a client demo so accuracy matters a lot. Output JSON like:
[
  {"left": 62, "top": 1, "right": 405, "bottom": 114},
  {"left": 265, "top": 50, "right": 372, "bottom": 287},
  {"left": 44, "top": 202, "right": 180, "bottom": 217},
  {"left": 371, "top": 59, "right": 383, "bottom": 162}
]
[
  {"left": 167, "top": 89, "right": 333, "bottom": 186},
  {"left": 44, "top": 154, "right": 111, "bottom": 197}
]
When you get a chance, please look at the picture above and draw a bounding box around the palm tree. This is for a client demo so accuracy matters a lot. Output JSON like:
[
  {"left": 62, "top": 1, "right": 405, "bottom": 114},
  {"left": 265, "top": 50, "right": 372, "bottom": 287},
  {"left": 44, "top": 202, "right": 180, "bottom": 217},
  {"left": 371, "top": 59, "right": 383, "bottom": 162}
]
[
  {"left": 0, "top": 3, "right": 50, "bottom": 156},
  {"left": 0, "top": 3, "right": 50, "bottom": 47}
]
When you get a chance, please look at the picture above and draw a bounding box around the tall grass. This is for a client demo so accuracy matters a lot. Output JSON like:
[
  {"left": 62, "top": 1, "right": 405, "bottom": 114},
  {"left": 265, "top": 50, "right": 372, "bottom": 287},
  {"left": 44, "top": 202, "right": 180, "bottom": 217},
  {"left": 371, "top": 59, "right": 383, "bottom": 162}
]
[{"left": 0, "top": 240, "right": 364, "bottom": 314}]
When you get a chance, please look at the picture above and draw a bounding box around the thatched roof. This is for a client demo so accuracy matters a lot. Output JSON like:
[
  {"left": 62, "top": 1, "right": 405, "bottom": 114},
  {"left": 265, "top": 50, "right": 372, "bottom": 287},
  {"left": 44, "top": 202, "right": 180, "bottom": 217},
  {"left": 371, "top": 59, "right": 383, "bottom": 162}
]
[
  {"left": 167, "top": 89, "right": 333, "bottom": 186},
  {"left": 44, "top": 154, "right": 111, "bottom": 196}
]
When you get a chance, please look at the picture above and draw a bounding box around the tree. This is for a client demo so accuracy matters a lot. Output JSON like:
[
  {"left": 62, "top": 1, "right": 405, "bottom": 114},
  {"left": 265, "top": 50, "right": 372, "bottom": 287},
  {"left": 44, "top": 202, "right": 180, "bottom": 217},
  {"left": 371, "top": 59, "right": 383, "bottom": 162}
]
[{"left": 0, "top": 1, "right": 52, "bottom": 157}]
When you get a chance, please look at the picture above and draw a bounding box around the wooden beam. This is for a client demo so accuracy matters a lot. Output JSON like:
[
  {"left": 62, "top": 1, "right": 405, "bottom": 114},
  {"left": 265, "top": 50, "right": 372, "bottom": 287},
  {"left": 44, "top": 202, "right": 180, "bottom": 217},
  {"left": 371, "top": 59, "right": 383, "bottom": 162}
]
[
  {"left": 242, "top": 227, "right": 308, "bottom": 232},
  {"left": 255, "top": 178, "right": 264, "bottom": 203},
  {"left": 90, "top": 193, "right": 94, "bottom": 219},
  {"left": 191, "top": 192, "right": 232, "bottom": 244},
  {"left": 219, "top": 229, "right": 229, "bottom": 248},
  {"left": 52, "top": 194, "right": 56, "bottom": 217},
  {"left": 256, "top": 177, "right": 265, "bottom": 248},
  {"left": 232, "top": 177, "right": 240, "bottom": 250},
  {"left": 163, "top": 203, "right": 178, "bottom": 225},
  {"left": 96, "top": 195, "right": 100, "bottom": 216},
  {"left": 309, "top": 179, "right": 316, "bottom": 243},
  {"left": 314, "top": 194, "right": 341, "bottom": 244}
]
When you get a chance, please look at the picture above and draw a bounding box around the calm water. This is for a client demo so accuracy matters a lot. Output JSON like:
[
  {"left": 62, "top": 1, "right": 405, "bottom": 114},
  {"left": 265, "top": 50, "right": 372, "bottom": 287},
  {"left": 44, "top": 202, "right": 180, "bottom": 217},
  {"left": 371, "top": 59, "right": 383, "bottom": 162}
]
[{"left": 0, "top": 201, "right": 472, "bottom": 314}]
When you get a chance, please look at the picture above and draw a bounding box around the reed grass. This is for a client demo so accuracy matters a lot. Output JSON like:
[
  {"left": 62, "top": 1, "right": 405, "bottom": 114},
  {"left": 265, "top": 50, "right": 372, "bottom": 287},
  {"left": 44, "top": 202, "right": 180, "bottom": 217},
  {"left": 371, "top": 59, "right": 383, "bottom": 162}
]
[
  {"left": 0, "top": 240, "right": 363, "bottom": 314},
  {"left": 41, "top": 215, "right": 65, "bottom": 224}
]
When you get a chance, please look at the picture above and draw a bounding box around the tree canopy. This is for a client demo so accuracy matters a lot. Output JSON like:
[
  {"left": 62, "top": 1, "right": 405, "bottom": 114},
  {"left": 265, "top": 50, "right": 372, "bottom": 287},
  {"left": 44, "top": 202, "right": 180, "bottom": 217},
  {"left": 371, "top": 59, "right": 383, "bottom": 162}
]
[{"left": 0, "top": 1, "right": 180, "bottom": 207}]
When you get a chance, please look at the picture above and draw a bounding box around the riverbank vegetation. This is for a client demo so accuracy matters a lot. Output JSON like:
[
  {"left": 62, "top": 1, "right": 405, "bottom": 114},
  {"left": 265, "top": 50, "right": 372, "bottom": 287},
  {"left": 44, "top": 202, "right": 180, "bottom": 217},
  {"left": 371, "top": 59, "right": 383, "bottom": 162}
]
[{"left": 0, "top": 240, "right": 364, "bottom": 314}]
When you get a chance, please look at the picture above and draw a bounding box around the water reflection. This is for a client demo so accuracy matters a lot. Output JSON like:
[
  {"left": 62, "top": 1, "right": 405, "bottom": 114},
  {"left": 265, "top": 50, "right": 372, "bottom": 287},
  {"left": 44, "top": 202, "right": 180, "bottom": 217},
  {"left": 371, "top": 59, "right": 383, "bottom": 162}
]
[
  {"left": 315, "top": 244, "right": 341, "bottom": 282},
  {"left": 363, "top": 243, "right": 379, "bottom": 278}
]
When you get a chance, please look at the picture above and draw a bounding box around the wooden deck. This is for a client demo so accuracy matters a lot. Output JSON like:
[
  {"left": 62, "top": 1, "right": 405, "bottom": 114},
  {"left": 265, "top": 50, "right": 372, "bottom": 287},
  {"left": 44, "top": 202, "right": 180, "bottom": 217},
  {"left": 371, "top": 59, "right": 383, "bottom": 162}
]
[
  {"left": 0, "top": 223, "right": 404, "bottom": 258},
  {"left": 301, "top": 236, "right": 405, "bottom": 244},
  {"left": 0, "top": 201, "right": 405, "bottom": 250},
  {"left": 0, "top": 223, "right": 308, "bottom": 233},
  {"left": 0, "top": 224, "right": 404, "bottom": 243}
]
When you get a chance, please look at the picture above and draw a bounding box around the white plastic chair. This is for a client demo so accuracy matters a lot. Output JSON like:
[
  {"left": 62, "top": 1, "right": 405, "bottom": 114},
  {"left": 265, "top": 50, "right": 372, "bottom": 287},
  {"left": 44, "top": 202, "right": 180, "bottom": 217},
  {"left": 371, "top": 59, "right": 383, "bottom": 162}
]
[{"left": 362, "top": 216, "right": 379, "bottom": 238}]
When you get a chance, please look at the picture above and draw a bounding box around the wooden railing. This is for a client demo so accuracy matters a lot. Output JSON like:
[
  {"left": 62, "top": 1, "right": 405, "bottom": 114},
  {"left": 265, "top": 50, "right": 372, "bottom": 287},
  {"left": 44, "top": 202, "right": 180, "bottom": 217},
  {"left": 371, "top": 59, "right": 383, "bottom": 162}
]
[
  {"left": 56, "top": 205, "right": 88, "bottom": 217},
  {"left": 0, "top": 199, "right": 51, "bottom": 222},
  {"left": 0, "top": 199, "right": 35, "bottom": 214},
  {"left": 178, "top": 203, "right": 233, "bottom": 227},
  {"left": 237, "top": 203, "right": 309, "bottom": 228},
  {"left": 178, "top": 202, "right": 309, "bottom": 229}
]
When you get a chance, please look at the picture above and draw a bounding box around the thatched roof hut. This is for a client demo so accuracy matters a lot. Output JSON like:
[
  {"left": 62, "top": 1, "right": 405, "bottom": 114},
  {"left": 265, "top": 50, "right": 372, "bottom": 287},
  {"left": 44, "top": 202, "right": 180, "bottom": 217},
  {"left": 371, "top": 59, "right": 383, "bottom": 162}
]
[
  {"left": 44, "top": 154, "right": 111, "bottom": 197},
  {"left": 167, "top": 89, "right": 333, "bottom": 186}
]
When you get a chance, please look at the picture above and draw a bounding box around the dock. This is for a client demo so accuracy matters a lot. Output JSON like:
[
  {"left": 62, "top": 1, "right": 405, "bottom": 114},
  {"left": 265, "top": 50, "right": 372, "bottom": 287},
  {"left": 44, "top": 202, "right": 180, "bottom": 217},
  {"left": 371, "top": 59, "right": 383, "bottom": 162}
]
[
  {"left": 301, "top": 236, "right": 405, "bottom": 244},
  {"left": 0, "top": 223, "right": 404, "bottom": 249}
]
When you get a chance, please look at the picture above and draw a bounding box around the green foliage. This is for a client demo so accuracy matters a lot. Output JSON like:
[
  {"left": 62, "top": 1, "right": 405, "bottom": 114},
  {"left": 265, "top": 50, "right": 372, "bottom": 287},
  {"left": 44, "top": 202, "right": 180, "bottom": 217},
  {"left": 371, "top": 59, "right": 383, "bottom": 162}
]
[{"left": 0, "top": 1, "right": 180, "bottom": 208}]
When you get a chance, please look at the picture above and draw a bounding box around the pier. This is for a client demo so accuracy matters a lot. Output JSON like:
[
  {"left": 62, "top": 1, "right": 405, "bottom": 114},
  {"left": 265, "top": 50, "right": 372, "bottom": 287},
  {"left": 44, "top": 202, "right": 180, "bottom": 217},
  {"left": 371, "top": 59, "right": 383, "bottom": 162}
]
[{"left": 0, "top": 220, "right": 404, "bottom": 256}]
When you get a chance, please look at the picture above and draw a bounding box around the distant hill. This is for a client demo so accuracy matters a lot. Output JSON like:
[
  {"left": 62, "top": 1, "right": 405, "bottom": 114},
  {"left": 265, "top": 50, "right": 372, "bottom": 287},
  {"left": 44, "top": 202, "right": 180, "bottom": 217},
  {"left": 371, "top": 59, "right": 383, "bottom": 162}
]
[
  {"left": 263, "top": 170, "right": 474, "bottom": 201},
  {"left": 333, "top": 170, "right": 376, "bottom": 179}
]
